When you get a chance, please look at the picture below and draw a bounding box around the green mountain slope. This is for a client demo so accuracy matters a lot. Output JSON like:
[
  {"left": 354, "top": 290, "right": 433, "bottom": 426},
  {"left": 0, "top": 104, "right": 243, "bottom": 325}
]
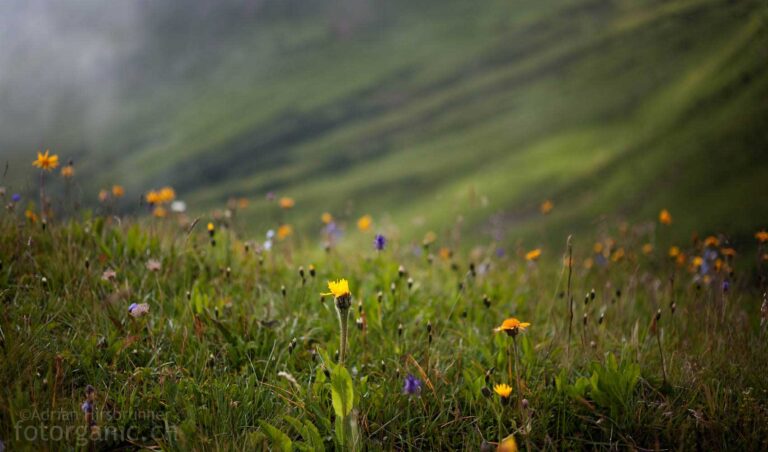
[{"left": 3, "top": 0, "right": 767, "bottom": 246}]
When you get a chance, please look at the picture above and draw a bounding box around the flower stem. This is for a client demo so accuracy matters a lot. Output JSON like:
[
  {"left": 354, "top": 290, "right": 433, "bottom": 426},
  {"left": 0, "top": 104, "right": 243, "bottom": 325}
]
[{"left": 337, "top": 305, "right": 349, "bottom": 365}]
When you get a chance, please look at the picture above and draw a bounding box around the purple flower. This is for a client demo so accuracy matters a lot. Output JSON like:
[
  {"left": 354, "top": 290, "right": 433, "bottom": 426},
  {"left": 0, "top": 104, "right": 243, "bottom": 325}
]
[
  {"left": 374, "top": 234, "right": 386, "bottom": 251},
  {"left": 495, "top": 247, "right": 505, "bottom": 258},
  {"left": 722, "top": 279, "right": 730, "bottom": 293},
  {"left": 403, "top": 374, "right": 422, "bottom": 395},
  {"left": 11, "top": 193, "right": 21, "bottom": 203}
]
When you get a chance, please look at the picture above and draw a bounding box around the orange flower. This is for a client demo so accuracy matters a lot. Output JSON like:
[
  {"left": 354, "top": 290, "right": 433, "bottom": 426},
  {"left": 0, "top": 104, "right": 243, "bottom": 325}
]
[
  {"left": 494, "top": 317, "right": 530, "bottom": 336},
  {"left": 112, "top": 185, "right": 125, "bottom": 198},
  {"left": 611, "top": 248, "right": 625, "bottom": 262},
  {"left": 642, "top": 243, "right": 653, "bottom": 255},
  {"left": 755, "top": 230, "right": 768, "bottom": 243},
  {"left": 720, "top": 247, "right": 736, "bottom": 258},
  {"left": 659, "top": 209, "right": 672, "bottom": 225},
  {"left": 60, "top": 165, "right": 74, "bottom": 178},
  {"left": 540, "top": 199, "right": 553, "bottom": 215},
  {"left": 277, "top": 224, "right": 293, "bottom": 240},
  {"left": 438, "top": 247, "right": 452, "bottom": 261},
  {"left": 321, "top": 212, "right": 333, "bottom": 224},
  {"left": 703, "top": 236, "right": 719, "bottom": 248},
  {"left": 25, "top": 209, "right": 38, "bottom": 223},
  {"left": 158, "top": 186, "right": 175, "bottom": 203},
  {"left": 668, "top": 246, "right": 680, "bottom": 258},
  {"left": 525, "top": 249, "right": 541, "bottom": 261},
  {"left": 357, "top": 215, "right": 372, "bottom": 232},
  {"left": 152, "top": 206, "right": 167, "bottom": 218},
  {"left": 146, "top": 190, "right": 161, "bottom": 205},
  {"left": 32, "top": 150, "right": 59, "bottom": 171},
  {"left": 279, "top": 197, "right": 295, "bottom": 209}
]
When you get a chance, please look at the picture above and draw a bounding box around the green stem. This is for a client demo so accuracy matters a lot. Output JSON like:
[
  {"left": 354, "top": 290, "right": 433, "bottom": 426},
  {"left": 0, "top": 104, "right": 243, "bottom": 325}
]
[{"left": 338, "top": 306, "right": 349, "bottom": 365}]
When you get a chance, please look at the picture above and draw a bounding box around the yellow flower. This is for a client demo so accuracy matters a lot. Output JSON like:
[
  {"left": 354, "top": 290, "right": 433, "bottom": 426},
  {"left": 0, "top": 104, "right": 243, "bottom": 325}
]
[
  {"left": 357, "top": 215, "right": 372, "bottom": 232},
  {"left": 703, "top": 236, "right": 719, "bottom": 248},
  {"left": 279, "top": 197, "right": 295, "bottom": 209},
  {"left": 146, "top": 190, "right": 161, "bottom": 205},
  {"left": 207, "top": 222, "right": 215, "bottom": 233},
  {"left": 493, "top": 383, "right": 513, "bottom": 399},
  {"left": 668, "top": 246, "right": 680, "bottom": 258},
  {"left": 642, "top": 243, "right": 653, "bottom": 255},
  {"left": 60, "top": 165, "right": 74, "bottom": 178},
  {"left": 152, "top": 206, "right": 167, "bottom": 218},
  {"left": 498, "top": 434, "right": 518, "bottom": 452},
  {"left": 583, "top": 257, "right": 594, "bottom": 269},
  {"left": 540, "top": 199, "right": 553, "bottom": 215},
  {"left": 25, "top": 209, "right": 38, "bottom": 223},
  {"left": 494, "top": 317, "right": 530, "bottom": 335},
  {"left": 755, "top": 230, "right": 768, "bottom": 243},
  {"left": 158, "top": 186, "right": 175, "bottom": 203},
  {"left": 692, "top": 256, "right": 703, "bottom": 267},
  {"left": 277, "top": 224, "right": 293, "bottom": 240},
  {"left": 32, "top": 150, "right": 59, "bottom": 171},
  {"left": 659, "top": 209, "right": 672, "bottom": 225},
  {"left": 323, "top": 279, "right": 350, "bottom": 299},
  {"left": 321, "top": 212, "right": 333, "bottom": 224},
  {"left": 112, "top": 185, "right": 125, "bottom": 198},
  {"left": 525, "top": 248, "right": 541, "bottom": 261},
  {"left": 98, "top": 189, "right": 109, "bottom": 202}
]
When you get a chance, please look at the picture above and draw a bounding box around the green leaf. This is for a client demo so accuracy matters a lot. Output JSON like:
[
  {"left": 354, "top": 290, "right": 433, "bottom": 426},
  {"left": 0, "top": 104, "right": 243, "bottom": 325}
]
[
  {"left": 259, "top": 421, "right": 292, "bottom": 452},
  {"left": 331, "top": 365, "right": 354, "bottom": 418}
]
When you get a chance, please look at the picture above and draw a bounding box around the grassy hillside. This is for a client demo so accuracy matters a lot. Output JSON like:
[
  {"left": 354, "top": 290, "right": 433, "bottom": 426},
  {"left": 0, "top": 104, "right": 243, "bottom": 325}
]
[{"left": 2, "top": 0, "right": 767, "bottom": 247}]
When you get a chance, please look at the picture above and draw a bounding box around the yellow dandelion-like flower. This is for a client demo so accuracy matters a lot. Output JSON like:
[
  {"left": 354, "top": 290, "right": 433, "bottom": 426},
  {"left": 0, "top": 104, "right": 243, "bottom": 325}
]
[
  {"left": 158, "top": 186, "right": 175, "bottom": 203},
  {"left": 112, "top": 185, "right": 125, "bottom": 198},
  {"left": 642, "top": 243, "right": 653, "bottom": 255},
  {"left": 152, "top": 206, "right": 167, "bottom": 218},
  {"left": 207, "top": 222, "right": 215, "bottom": 232},
  {"left": 279, "top": 197, "right": 295, "bottom": 209},
  {"left": 692, "top": 256, "right": 703, "bottom": 268},
  {"left": 321, "top": 212, "right": 333, "bottom": 224},
  {"left": 32, "top": 150, "right": 59, "bottom": 171},
  {"left": 493, "top": 383, "right": 513, "bottom": 399},
  {"left": 659, "top": 209, "right": 672, "bottom": 225},
  {"left": 494, "top": 317, "right": 530, "bottom": 335},
  {"left": 323, "top": 279, "right": 350, "bottom": 299},
  {"left": 498, "top": 434, "right": 518, "bottom": 452},
  {"left": 525, "top": 248, "right": 541, "bottom": 261},
  {"left": 703, "top": 236, "right": 719, "bottom": 248},
  {"left": 146, "top": 190, "right": 161, "bottom": 205},
  {"left": 357, "top": 215, "right": 372, "bottom": 232},
  {"left": 668, "top": 246, "right": 680, "bottom": 258},
  {"left": 60, "top": 165, "right": 74, "bottom": 178},
  {"left": 540, "top": 199, "right": 553, "bottom": 215},
  {"left": 277, "top": 224, "right": 293, "bottom": 240}
]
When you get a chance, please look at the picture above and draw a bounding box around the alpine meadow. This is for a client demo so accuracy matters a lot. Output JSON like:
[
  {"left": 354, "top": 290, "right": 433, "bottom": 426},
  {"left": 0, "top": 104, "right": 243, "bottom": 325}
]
[{"left": 1, "top": 0, "right": 768, "bottom": 450}]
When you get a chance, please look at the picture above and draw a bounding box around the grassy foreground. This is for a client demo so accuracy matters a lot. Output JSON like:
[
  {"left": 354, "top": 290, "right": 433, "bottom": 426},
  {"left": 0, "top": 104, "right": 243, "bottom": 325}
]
[{"left": 1, "top": 205, "right": 767, "bottom": 450}]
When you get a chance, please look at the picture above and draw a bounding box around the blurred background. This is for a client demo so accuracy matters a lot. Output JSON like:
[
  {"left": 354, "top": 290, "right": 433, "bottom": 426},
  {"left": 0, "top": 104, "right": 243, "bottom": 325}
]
[{"left": 1, "top": 0, "right": 767, "bottom": 246}]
